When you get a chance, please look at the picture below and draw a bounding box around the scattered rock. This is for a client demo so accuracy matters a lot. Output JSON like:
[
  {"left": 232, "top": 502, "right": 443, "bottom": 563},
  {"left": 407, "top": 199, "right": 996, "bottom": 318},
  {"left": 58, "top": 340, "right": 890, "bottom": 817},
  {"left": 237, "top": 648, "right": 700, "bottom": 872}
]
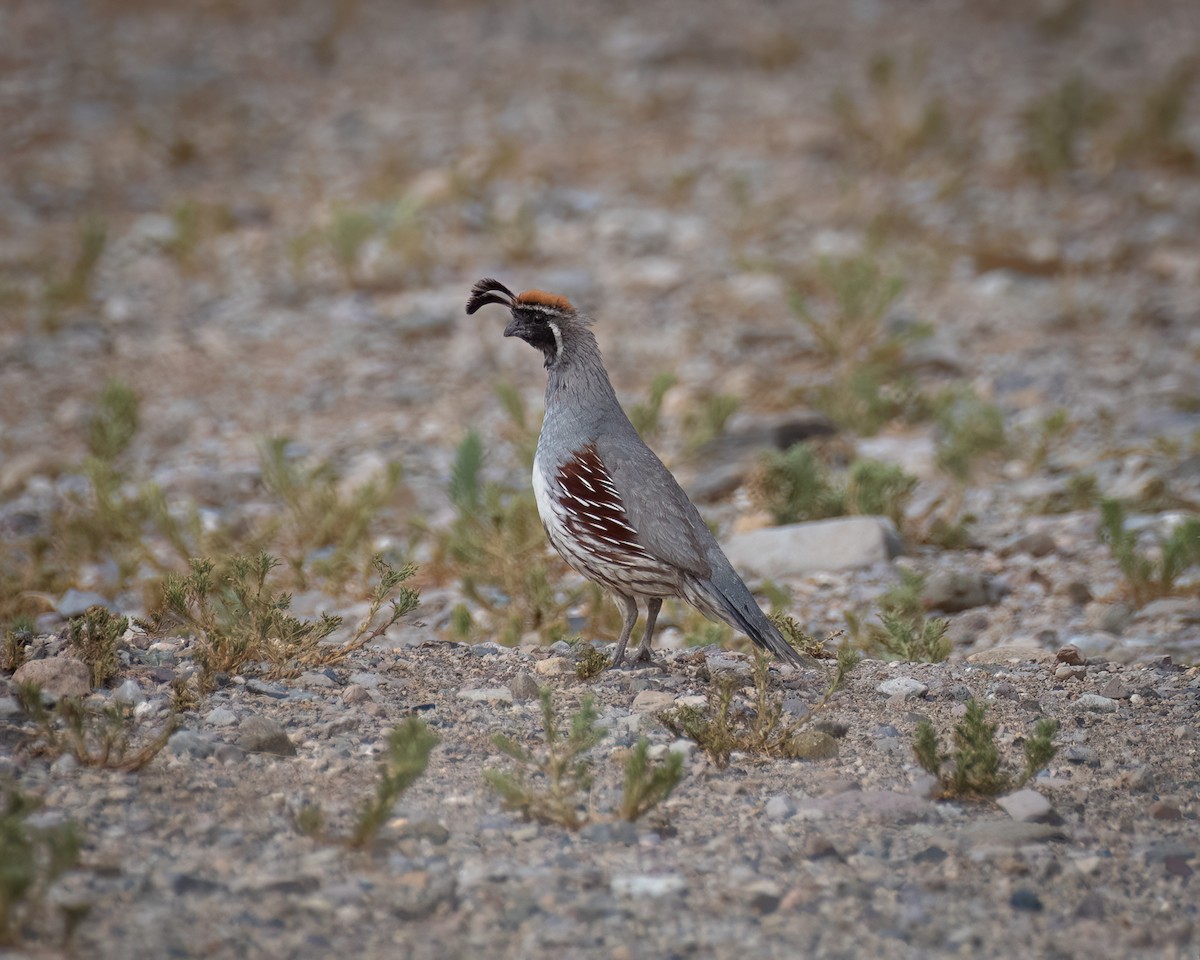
[
  {"left": 923, "top": 569, "right": 993, "bottom": 612},
  {"left": 724, "top": 517, "right": 902, "bottom": 580},
  {"left": 204, "top": 706, "right": 237, "bottom": 727},
  {"left": 457, "top": 687, "right": 514, "bottom": 704},
  {"left": 877, "top": 677, "right": 928, "bottom": 699},
  {"left": 509, "top": 670, "right": 540, "bottom": 702},
  {"left": 631, "top": 690, "right": 675, "bottom": 713},
  {"left": 56, "top": 589, "right": 119, "bottom": 618},
  {"left": 996, "top": 789, "right": 1053, "bottom": 823},
  {"left": 534, "top": 657, "right": 571, "bottom": 677},
  {"left": 112, "top": 679, "right": 144, "bottom": 706},
  {"left": 610, "top": 874, "right": 687, "bottom": 898},
  {"left": 168, "top": 730, "right": 214, "bottom": 758},
  {"left": 12, "top": 658, "right": 91, "bottom": 698},
  {"left": 764, "top": 794, "right": 795, "bottom": 820},
  {"left": 237, "top": 716, "right": 297, "bottom": 756},
  {"left": 1074, "top": 694, "right": 1119, "bottom": 713},
  {"left": 1055, "top": 644, "right": 1085, "bottom": 666}
]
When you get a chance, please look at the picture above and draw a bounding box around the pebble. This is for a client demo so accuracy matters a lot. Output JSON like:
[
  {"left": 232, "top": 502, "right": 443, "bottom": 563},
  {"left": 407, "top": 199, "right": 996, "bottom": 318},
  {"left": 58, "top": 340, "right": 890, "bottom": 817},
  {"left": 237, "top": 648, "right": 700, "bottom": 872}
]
[
  {"left": 237, "top": 716, "right": 297, "bottom": 756},
  {"left": 923, "top": 569, "right": 992, "bottom": 612},
  {"left": 1054, "top": 663, "right": 1087, "bottom": 680},
  {"left": 631, "top": 690, "right": 676, "bottom": 713},
  {"left": 764, "top": 794, "right": 796, "bottom": 820},
  {"left": 1010, "top": 888, "right": 1044, "bottom": 911},
  {"left": 168, "top": 730, "right": 214, "bottom": 758},
  {"left": 112, "top": 678, "right": 145, "bottom": 705},
  {"left": 205, "top": 707, "right": 237, "bottom": 727},
  {"left": 996, "top": 789, "right": 1053, "bottom": 823},
  {"left": 341, "top": 684, "right": 370, "bottom": 704},
  {"left": 1074, "top": 694, "right": 1118, "bottom": 713},
  {"left": 245, "top": 679, "right": 288, "bottom": 699},
  {"left": 877, "top": 677, "right": 928, "bottom": 699},
  {"left": 1055, "top": 644, "right": 1085, "bottom": 665},
  {"left": 610, "top": 874, "right": 687, "bottom": 898},
  {"left": 457, "top": 687, "right": 514, "bottom": 704},
  {"left": 509, "top": 670, "right": 540, "bottom": 702},
  {"left": 534, "top": 657, "right": 570, "bottom": 677}
]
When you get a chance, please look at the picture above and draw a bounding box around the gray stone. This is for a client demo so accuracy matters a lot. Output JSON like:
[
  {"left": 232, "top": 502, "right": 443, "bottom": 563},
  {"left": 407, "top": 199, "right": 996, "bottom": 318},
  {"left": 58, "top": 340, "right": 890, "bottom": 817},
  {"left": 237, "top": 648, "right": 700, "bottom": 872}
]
[
  {"left": 112, "top": 679, "right": 144, "bottom": 706},
  {"left": 1085, "top": 602, "right": 1132, "bottom": 636},
  {"left": 877, "top": 677, "right": 928, "bottom": 699},
  {"left": 509, "top": 670, "right": 540, "bottom": 702},
  {"left": 0, "top": 697, "right": 20, "bottom": 718},
  {"left": 347, "top": 672, "right": 382, "bottom": 688},
  {"left": 56, "top": 589, "right": 118, "bottom": 618},
  {"left": 341, "top": 684, "right": 370, "bottom": 704},
  {"left": 923, "top": 569, "right": 991, "bottom": 612},
  {"left": 996, "top": 789, "right": 1053, "bottom": 822},
  {"left": 245, "top": 679, "right": 288, "bottom": 699},
  {"left": 1074, "top": 693, "right": 1118, "bottom": 713},
  {"left": 457, "top": 687, "right": 514, "bottom": 704},
  {"left": 610, "top": 874, "right": 687, "bottom": 898},
  {"left": 205, "top": 707, "right": 238, "bottom": 727},
  {"left": 168, "top": 730, "right": 214, "bottom": 758},
  {"left": 237, "top": 715, "right": 297, "bottom": 756},
  {"left": 631, "top": 690, "right": 676, "bottom": 713},
  {"left": 724, "top": 517, "right": 902, "bottom": 580},
  {"left": 12, "top": 657, "right": 91, "bottom": 698},
  {"left": 765, "top": 794, "right": 796, "bottom": 820}
]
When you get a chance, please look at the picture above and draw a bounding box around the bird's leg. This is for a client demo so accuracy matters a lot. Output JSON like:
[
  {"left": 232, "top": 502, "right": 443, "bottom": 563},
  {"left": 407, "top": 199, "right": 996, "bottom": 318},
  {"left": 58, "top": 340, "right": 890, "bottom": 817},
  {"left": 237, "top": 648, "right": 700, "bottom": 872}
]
[
  {"left": 609, "top": 594, "right": 639, "bottom": 668},
  {"left": 632, "top": 598, "right": 662, "bottom": 663}
]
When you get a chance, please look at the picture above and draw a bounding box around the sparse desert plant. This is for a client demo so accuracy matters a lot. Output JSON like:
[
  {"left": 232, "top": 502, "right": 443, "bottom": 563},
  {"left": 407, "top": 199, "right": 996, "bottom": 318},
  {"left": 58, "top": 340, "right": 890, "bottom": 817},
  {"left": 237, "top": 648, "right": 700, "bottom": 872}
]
[
  {"left": 43, "top": 217, "right": 107, "bottom": 320},
  {"left": 67, "top": 606, "right": 127, "bottom": 689},
  {"left": 0, "top": 782, "right": 82, "bottom": 945},
  {"left": 2, "top": 621, "right": 33, "bottom": 674},
  {"left": 628, "top": 372, "right": 678, "bottom": 440},
  {"left": 1119, "top": 56, "right": 1198, "bottom": 168},
  {"left": 659, "top": 644, "right": 857, "bottom": 769},
  {"left": 325, "top": 208, "right": 376, "bottom": 286},
  {"left": 144, "top": 553, "right": 417, "bottom": 690},
  {"left": 574, "top": 645, "right": 611, "bottom": 681},
  {"left": 790, "top": 254, "right": 933, "bottom": 435},
  {"left": 14, "top": 684, "right": 175, "bottom": 773},
  {"left": 296, "top": 717, "right": 439, "bottom": 847},
  {"left": 257, "top": 437, "right": 404, "bottom": 591},
  {"left": 750, "top": 443, "right": 917, "bottom": 529},
  {"left": 682, "top": 391, "right": 740, "bottom": 452},
  {"left": 485, "top": 688, "right": 682, "bottom": 829},
  {"left": 436, "top": 431, "right": 577, "bottom": 645},
  {"left": 749, "top": 443, "right": 844, "bottom": 525},
  {"left": 1099, "top": 499, "right": 1200, "bottom": 607},
  {"left": 1021, "top": 73, "right": 1111, "bottom": 177},
  {"left": 914, "top": 699, "right": 1058, "bottom": 798},
  {"left": 830, "top": 51, "right": 955, "bottom": 170},
  {"left": 935, "top": 387, "right": 1008, "bottom": 482},
  {"left": 493, "top": 382, "right": 542, "bottom": 470},
  {"left": 846, "top": 568, "right": 951, "bottom": 662}
]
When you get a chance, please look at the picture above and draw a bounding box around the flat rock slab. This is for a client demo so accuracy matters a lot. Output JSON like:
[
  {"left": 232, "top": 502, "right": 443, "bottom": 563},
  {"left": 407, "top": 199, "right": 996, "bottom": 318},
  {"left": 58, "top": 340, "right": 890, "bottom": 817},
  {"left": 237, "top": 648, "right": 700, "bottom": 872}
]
[{"left": 724, "top": 516, "right": 902, "bottom": 580}]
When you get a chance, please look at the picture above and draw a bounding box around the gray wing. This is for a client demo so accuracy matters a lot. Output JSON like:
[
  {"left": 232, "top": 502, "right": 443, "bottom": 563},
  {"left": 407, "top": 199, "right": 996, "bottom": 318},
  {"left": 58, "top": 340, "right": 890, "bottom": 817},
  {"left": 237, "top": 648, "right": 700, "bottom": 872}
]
[{"left": 594, "top": 432, "right": 715, "bottom": 580}]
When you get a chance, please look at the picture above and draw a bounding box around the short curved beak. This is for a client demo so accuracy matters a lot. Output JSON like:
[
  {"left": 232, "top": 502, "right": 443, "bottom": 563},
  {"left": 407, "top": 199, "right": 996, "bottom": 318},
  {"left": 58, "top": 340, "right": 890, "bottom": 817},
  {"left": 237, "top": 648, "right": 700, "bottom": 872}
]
[{"left": 503, "top": 318, "right": 523, "bottom": 338}]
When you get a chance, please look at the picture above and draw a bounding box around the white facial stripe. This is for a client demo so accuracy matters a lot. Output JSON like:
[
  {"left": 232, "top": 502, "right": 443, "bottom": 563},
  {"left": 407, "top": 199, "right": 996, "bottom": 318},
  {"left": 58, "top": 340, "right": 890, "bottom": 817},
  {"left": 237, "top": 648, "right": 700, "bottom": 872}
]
[{"left": 547, "top": 320, "right": 563, "bottom": 358}]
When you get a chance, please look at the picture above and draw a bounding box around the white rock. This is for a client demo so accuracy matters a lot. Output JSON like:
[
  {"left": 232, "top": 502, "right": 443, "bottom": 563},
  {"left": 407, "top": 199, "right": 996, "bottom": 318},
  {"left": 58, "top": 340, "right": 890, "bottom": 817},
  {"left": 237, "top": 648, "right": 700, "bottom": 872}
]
[
  {"left": 112, "top": 679, "right": 145, "bottom": 706},
  {"left": 996, "top": 788, "right": 1052, "bottom": 822},
  {"left": 205, "top": 707, "right": 238, "bottom": 727},
  {"left": 725, "top": 517, "right": 902, "bottom": 580},
  {"left": 877, "top": 677, "right": 928, "bottom": 699},
  {"left": 631, "top": 690, "right": 676, "bottom": 714},
  {"left": 610, "top": 874, "right": 687, "bottom": 898},
  {"left": 534, "top": 657, "right": 570, "bottom": 676},
  {"left": 1074, "top": 693, "right": 1118, "bottom": 713},
  {"left": 457, "top": 687, "right": 514, "bottom": 704}
]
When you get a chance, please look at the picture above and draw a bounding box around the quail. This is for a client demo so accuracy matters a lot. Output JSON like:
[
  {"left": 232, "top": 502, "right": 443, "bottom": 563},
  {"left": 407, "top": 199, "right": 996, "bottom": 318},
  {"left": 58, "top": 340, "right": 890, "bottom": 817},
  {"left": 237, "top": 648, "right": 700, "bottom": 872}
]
[{"left": 466, "top": 278, "right": 806, "bottom": 669}]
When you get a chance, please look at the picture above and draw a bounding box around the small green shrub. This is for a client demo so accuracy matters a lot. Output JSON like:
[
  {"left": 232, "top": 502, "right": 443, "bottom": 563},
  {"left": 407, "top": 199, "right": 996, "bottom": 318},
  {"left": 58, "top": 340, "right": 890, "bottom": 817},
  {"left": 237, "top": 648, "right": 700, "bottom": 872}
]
[
  {"left": 296, "top": 716, "right": 438, "bottom": 847},
  {"left": 1099, "top": 499, "right": 1200, "bottom": 607},
  {"left": 1022, "top": 73, "right": 1111, "bottom": 177},
  {"left": 847, "top": 568, "right": 950, "bottom": 662},
  {"left": 145, "top": 553, "right": 417, "bottom": 689},
  {"left": 914, "top": 699, "right": 1058, "bottom": 798},
  {"left": 15, "top": 685, "right": 175, "bottom": 773},
  {"left": 935, "top": 388, "right": 1008, "bottom": 482},
  {"left": 485, "top": 688, "right": 682, "bottom": 829},
  {"left": 437, "top": 431, "right": 576, "bottom": 645},
  {"left": 574, "top": 646, "right": 611, "bottom": 681},
  {"left": 0, "top": 783, "right": 82, "bottom": 945},
  {"left": 67, "top": 606, "right": 127, "bottom": 689},
  {"left": 659, "top": 646, "right": 856, "bottom": 769},
  {"left": 628, "top": 373, "right": 678, "bottom": 440},
  {"left": 750, "top": 443, "right": 917, "bottom": 528}
]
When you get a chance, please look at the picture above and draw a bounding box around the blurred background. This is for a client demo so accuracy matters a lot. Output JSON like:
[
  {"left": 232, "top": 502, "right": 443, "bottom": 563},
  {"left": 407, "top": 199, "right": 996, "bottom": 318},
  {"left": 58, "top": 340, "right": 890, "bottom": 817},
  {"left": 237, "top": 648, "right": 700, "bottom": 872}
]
[{"left": 1, "top": 0, "right": 1198, "bottom": 658}]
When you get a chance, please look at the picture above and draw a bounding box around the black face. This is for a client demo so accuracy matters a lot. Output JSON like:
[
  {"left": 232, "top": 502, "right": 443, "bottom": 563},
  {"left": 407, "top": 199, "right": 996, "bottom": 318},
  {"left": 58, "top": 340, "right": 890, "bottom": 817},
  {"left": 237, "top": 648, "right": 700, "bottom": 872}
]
[{"left": 504, "top": 310, "right": 559, "bottom": 368}]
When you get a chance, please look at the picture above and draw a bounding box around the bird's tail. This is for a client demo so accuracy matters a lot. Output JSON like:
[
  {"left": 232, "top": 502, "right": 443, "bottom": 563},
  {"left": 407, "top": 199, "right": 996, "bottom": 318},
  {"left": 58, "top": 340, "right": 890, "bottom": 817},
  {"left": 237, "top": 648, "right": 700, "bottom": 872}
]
[{"left": 687, "top": 571, "right": 813, "bottom": 667}]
